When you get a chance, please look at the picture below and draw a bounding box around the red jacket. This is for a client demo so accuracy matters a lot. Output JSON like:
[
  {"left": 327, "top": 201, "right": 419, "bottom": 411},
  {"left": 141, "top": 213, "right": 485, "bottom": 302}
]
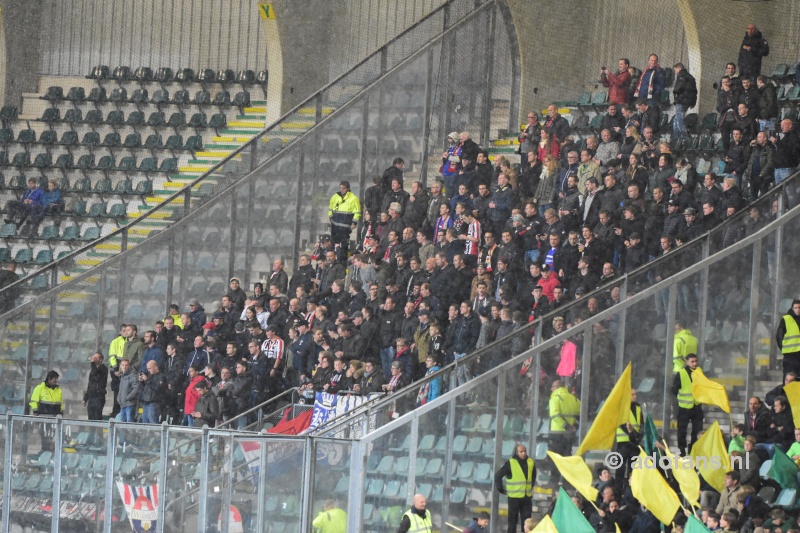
[
  {"left": 601, "top": 69, "right": 632, "bottom": 105},
  {"left": 184, "top": 375, "right": 207, "bottom": 414},
  {"left": 537, "top": 275, "right": 561, "bottom": 302}
]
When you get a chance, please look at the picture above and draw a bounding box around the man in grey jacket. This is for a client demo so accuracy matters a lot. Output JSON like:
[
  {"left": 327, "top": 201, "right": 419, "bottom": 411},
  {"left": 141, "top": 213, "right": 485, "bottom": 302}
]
[{"left": 117, "top": 359, "right": 140, "bottom": 423}]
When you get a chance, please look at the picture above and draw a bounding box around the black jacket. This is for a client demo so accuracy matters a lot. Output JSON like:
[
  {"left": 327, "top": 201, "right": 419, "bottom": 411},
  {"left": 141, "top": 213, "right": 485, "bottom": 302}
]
[
  {"left": 738, "top": 29, "right": 769, "bottom": 78},
  {"left": 757, "top": 82, "right": 778, "bottom": 120},
  {"left": 774, "top": 129, "right": 800, "bottom": 169},
  {"left": 450, "top": 313, "right": 480, "bottom": 355},
  {"left": 84, "top": 362, "right": 108, "bottom": 401},
  {"left": 140, "top": 372, "right": 167, "bottom": 404},
  {"left": 378, "top": 308, "right": 403, "bottom": 348},
  {"left": 672, "top": 69, "right": 697, "bottom": 108}
]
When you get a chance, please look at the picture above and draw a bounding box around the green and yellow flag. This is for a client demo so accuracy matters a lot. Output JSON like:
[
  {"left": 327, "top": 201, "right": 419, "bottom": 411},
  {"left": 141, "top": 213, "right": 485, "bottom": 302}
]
[
  {"left": 768, "top": 446, "right": 800, "bottom": 490},
  {"left": 551, "top": 487, "right": 595, "bottom": 533},
  {"left": 531, "top": 515, "right": 558, "bottom": 533}
]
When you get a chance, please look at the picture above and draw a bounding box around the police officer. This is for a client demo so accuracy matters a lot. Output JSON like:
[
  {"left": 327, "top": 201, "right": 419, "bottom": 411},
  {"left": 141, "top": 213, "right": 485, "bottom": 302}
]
[
  {"left": 776, "top": 299, "right": 800, "bottom": 378},
  {"left": 671, "top": 353, "right": 703, "bottom": 456},
  {"left": 494, "top": 444, "right": 535, "bottom": 533},
  {"left": 397, "top": 493, "right": 432, "bottom": 533},
  {"left": 615, "top": 389, "right": 642, "bottom": 480}
]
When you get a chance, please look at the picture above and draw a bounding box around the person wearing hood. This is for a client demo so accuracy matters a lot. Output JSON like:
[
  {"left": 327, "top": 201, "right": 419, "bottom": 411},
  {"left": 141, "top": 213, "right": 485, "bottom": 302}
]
[
  {"left": 461, "top": 512, "right": 490, "bottom": 533},
  {"left": 328, "top": 181, "right": 362, "bottom": 254},
  {"left": 738, "top": 23, "right": 769, "bottom": 80},
  {"left": 29, "top": 370, "right": 63, "bottom": 448},
  {"left": 353, "top": 359, "right": 385, "bottom": 395},
  {"left": 495, "top": 444, "right": 535, "bottom": 533}
]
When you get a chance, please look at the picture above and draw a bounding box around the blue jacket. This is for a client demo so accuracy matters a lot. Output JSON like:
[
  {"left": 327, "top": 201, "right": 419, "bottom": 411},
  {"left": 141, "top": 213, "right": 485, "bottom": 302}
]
[
  {"left": 140, "top": 345, "right": 165, "bottom": 373},
  {"left": 43, "top": 189, "right": 63, "bottom": 206},
  {"left": 425, "top": 366, "right": 443, "bottom": 403},
  {"left": 184, "top": 348, "right": 210, "bottom": 375},
  {"left": 22, "top": 187, "right": 44, "bottom": 206}
]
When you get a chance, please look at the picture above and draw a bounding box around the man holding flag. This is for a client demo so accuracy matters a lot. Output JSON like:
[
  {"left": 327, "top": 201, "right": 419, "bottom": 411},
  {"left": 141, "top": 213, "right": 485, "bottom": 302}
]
[
  {"left": 615, "top": 388, "right": 642, "bottom": 479},
  {"left": 672, "top": 353, "right": 703, "bottom": 455}
]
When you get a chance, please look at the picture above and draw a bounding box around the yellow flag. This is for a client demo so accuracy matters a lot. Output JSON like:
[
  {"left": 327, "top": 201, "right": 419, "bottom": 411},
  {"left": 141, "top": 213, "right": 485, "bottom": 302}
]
[
  {"left": 531, "top": 515, "right": 559, "bottom": 533},
  {"left": 546, "top": 451, "right": 599, "bottom": 503},
  {"left": 630, "top": 448, "right": 682, "bottom": 525},
  {"left": 784, "top": 382, "right": 800, "bottom": 429},
  {"left": 690, "top": 421, "right": 731, "bottom": 493},
  {"left": 690, "top": 368, "right": 731, "bottom": 413},
  {"left": 577, "top": 363, "right": 632, "bottom": 455},
  {"left": 662, "top": 440, "right": 700, "bottom": 508}
]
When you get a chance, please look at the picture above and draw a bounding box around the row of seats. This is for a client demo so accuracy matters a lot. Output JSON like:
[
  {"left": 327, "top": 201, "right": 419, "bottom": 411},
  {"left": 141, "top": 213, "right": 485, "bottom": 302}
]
[
  {"left": 0, "top": 123, "right": 203, "bottom": 155},
  {"left": 0, "top": 222, "right": 104, "bottom": 244},
  {"left": 0, "top": 150, "right": 179, "bottom": 175},
  {"left": 41, "top": 86, "right": 252, "bottom": 112},
  {"left": 2, "top": 174, "right": 153, "bottom": 197},
  {"left": 32, "top": 107, "right": 228, "bottom": 132},
  {"left": 86, "top": 65, "right": 267, "bottom": 87}
]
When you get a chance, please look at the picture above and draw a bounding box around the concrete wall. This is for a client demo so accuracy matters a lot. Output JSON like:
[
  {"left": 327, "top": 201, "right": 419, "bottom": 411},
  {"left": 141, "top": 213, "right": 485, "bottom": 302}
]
[
  {"left": 0, "top": 1, "right": 43, "bottom": 106},
  {"left": 506, "top": 0, "right": 798, "bottom": 122}
]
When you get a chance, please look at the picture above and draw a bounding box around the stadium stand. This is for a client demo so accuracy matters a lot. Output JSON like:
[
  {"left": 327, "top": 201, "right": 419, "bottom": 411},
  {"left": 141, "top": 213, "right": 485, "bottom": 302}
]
[{"left": 2, "top": 0, "right": 800, "bottom": 531}]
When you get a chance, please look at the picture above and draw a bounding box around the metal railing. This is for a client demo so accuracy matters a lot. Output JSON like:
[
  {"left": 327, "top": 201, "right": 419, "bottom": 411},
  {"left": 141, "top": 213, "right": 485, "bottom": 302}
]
[{"left": 0, "top": 0, "right": 493, "bottom": 308}]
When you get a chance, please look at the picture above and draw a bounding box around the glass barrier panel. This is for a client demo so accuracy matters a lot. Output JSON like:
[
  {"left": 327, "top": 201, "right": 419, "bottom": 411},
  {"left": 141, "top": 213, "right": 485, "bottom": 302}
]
[
  {"left": 8, "top": 417, "right": 56, "bottom": 530},
  {"left": 310, "top": 438, "right": 350, "bottom": 533},
  {"left": 361, "top": 423, "right": 413, "bottom": 531},
  {"left": 162, "top": 428, "right": 203, "bottom": 531},
  {"left": 60, "top": 421, "right": 106, "bottom": 531}
]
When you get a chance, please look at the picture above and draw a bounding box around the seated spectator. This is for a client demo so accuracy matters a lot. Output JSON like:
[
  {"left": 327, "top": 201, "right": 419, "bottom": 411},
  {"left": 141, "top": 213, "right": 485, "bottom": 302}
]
[
  {"left": 755, "top": 395, "right": 793, "bottom": 457},
  {"left": 37, "top": 179, "right": 64, "bottom": 223},
  {"left": 766, "top": 372, "right": 796, "bottom": 407},
  {"left": 617, "top": 127, "right": 642, "bottom": 168},
  {"left": 738, "top": 436, "right": 761, "bottom": 489},
  {"left": 715, "top": 471, "right": 743, "bottom": 516},
  {"left": 5, "top": 177, "right": 44, "bottom": 228},
  {"left": 353, "top": 359, "right": 385, "bottom": 395}
]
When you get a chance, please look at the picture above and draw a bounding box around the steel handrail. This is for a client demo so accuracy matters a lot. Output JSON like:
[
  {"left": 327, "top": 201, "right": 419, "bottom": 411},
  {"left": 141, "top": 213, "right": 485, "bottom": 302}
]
[
  {"left": 0, "top": 0, "right": 475, "bottom": 305},
  {"left": 317, "top": 169, "right": 800, "bottom": 434}
]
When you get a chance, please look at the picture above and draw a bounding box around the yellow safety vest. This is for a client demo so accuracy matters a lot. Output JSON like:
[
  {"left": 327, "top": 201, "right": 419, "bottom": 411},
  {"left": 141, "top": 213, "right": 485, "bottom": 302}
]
[
  {"left": 506, "top": 457, "right": 534, "bottom": 498},
  {"left": 29, "top": 382, "right": 64, "bottom": 415},
  {"left": 312, "top": 508, "right": 347, "bottom": 533},
  {"left": 108, "top": 335, "right": 126, "bottom": 368},
  {"left": 549, "top": 387, "right": 580, "bottom": 432},
  {"left": 673, "top": 329, "right": 698, "bottom": 373},
  {"left": 676, "top": 368, "right": 697, "bottom": 409},
  {"left": 616, "top": 404, "right": 642, "bottom": 443},
  {"left": 402, "top": 509, "right": 432, "bottom": 533},
  {"left": 782, "top": 315, "right": 800, "bottom": 354}
]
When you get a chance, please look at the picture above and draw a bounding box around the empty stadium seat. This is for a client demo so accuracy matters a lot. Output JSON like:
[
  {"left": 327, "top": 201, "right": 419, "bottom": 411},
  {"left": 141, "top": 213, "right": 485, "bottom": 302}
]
[{"left": 86, "top": 65, "right": 110, "bottom": 80}]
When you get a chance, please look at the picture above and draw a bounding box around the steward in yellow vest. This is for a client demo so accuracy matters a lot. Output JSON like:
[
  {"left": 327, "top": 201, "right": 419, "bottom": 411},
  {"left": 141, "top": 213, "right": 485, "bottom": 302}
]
[
  {"left": 397, "top": 494, "right": 432, "bottom": 533},
  {"left": 494, "top": 444, "right": 535, "bottom": 533},
  {"left": 777, "top": 300, "right": 800, "bottom": 377},
  {"left": 671, "top": 353, "right": 703, "bottom": 455},
  {"left": 312, "top": 499, "right": 346, "bottom": 533},
  {"left": 673, "top": 321, "right": 698, "bottom": 373},
  {"left": 615, "top": 389, "right": 643, "bottom": 479}
]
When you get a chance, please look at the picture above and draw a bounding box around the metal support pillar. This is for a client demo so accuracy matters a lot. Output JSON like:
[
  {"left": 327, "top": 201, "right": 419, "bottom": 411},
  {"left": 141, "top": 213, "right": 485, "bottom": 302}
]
[
  {"left": 443, "top": 394, "right": 458, "bottom": 526},
  {"left": 291, "top": 146, "right": 305, "bottom": 268},
  {"left": 178, "top": 223, "right": 189, "bottom": 300},
  {"left": 197, "top": 427, "right": 210, "bottom": 533},
  {"left": 746, "top": 240, "right": 762, "bottom": 401},
  {"left": 346, "top": 439, "right": 365, "bottom": 533},
  {"left": 243, "top": 178, "right": 256, "bottom": 285},
  {"left": 407, "top": 418, "right": 419, "bottom": 506},
  {"left": 255, "top": 438, "right": 269, "bottom": 532},
  {"left": 697, "top": 254, "right": 710, "bottom": 357},
  {"left": 220, "top": 435, "right": 234, "bottom": 533},
  {"left": 418, "top": 49, "right": 435, "bottom": 185},
  {"left": 489, "top": 373, "right": 506, "bottom": 533},
  {"left": 50, "top": 417, "right": 63, "bottom": 533},
  {"left": 2, "top": 414, "right": 14, "bottom": 533},
  {"left": 103, "top": 421, "right": 117, "bottom": 533},
  {"left": 300, "top": 438, "right": 315, "bottom": 532},
  {"left": 770, "top": 195, "right": 785, "bottom": 370},
  {"left": 228, "top": 192, "right": 238, "bottom": 281},
  {"left": 166, "top": 234, "right": 176, "bottom": 310},
  {"left": 479, "top": 5, "right": 496, "bottom": 146},
  {"left": 578, "top": 329, "right": 593, "bottom": 443},
  {"left": 615, "top": 278, "right": 628, "bottom": 376},
  {"left": 661, "top": 285, "right": 678, "bottom": 438},
  {"left": 156, "top": 423, "right": 169, "bottom": 533}
]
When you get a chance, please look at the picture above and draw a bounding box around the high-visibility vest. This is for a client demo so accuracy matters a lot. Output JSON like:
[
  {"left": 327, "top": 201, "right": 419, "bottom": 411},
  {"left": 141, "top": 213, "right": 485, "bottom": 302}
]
[
  {"left": 673, "top": 329, "right": 698, "bottom": 372},
  {"left": 616, "top": 404, "right": 642, "bottom": 443},
  {"left": 549, "top": 387, "right": 580, "bottom": 431},
  {"left": 782, "top": 315, "right": 800, "bottom": 354},
  {"left": 29, "top": 382, "right": 64, "bottom": 415},
  {"left": 506, "top": 458, "right": 535, "bottom": 498},
  {"left": 676, "top": 368, "right": 697, "bottom": 409},
  {"left": 402, "top": 509, "right": 432, "bottom": 533},
  {"left": 312, "top": 508, "right": 347, "bottom": 533}
]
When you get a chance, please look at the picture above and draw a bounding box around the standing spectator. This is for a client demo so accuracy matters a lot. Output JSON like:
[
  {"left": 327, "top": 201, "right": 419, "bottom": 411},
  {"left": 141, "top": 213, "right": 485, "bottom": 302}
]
[
  {"left": 494, "top": 444, "right": 535, "bottom": 533},
  {"left": 672, "top": 353, "right": 703, "bottom": 456},
  {"left": 633, "top": 54, "right": 664, "bottom": 106},
  {"left": 600, "top": 58, "right": 632, "bottom": 105},
  {"left": 717, "top": 77, "right": 740, "bottom": 150},
  {"left": 747, "top": 131, "right": 775, "bottom": 199},
  {"left": 183, "top": 365, "right": 206, "bottom": 426},
  {"left": 771, "top": 119, "right": 800, "bottom": 188},
  {"left": 123, "top": 325, "right": 145, "bottom": 372},
  {"left": 441, "top": 133, "right": 463, "bottom": 196},
  {"left": 362, "top": 176, "right": 383, "bottom": 217},
  {"left": 190, "top": 381, "right": 219, "bottom": 428},
  {"left": 543, "top": 104, "right": 571, "bottom": 146},
  {"left": 139, "top": 360, "right": 167, "bottom": 424},
  {"left": 426, "top": 180, "right": 446, "bottom": 233},
  {"left": 777, "top": 300, "right": 800, "bottom": 378},
  {"left": 672, "top": 63, "right": 697, "bottom": 143},
  {"left": 117, "top": 359, "right": 140, "bottom": 422},
  {"left": 756, "top": 75, "right": 779, "bottom": 132},
  {"left": 328, "top": 180, "right": 361, "bottom": 254},
  {"left": 381, "top": 157, "right": 404, "bottom": 194},
  {"left": 227, "top": 277, "right": 248, "bottom": 310},
  {"left": 738, "top": 23, "right": 769, "bottom": 81},
  {"left": 139, "top": 330, "right": 164, "bottom": 374},
  {"left": 378, "top": 296, "right": 403, "bottom": 379},
  {"left": 83, "top": 352, "right": 108, "bottom": 420},
  {"left": 415, "top": 356, "right": 442, "bottom": 407},
  {"left": 518, "top": 113, "right": 541, "bottom": 172},
  {"left": 0, "top": 261, "right": 20, "bottom": 313},
  {"left": 450, "top": 301, "right": 480, "bottom": 384}
]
